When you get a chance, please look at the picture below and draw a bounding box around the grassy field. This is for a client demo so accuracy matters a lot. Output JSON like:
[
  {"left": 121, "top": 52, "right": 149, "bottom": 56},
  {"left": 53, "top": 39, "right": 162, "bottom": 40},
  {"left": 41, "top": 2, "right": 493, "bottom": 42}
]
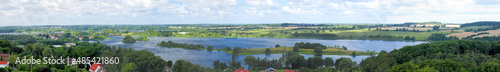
[
  {"left": 225, "top": 47, "right": 371, "bottom": 55},
  {"left": 371, "top": 27, "right": 433, "bottom": 31},
  {"left": 332, "top": 30, "right": 452, "bottom": 40},
  {"left": 447, "top": 29, "right": 500, "bottom": 38},
  {"left": 232, "top": 28, "right": 455, "bottom": 40},
  {"left": 474, "top": 29, "right": 500, "bottom": 38}
]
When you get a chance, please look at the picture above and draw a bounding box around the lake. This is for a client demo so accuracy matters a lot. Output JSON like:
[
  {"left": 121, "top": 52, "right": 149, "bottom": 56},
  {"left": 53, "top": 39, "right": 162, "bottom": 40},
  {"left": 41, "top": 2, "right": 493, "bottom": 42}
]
[{"left": 99, "top": 36, "right": 426, "bottom": 68}]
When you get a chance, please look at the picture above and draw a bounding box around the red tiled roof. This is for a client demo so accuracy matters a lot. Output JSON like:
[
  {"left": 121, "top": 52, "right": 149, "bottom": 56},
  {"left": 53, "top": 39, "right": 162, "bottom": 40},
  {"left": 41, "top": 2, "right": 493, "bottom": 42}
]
[
  {"left": 89, "top": 63, "right": 103, "bottom": 71},
  {"left": 0, "top": 61, "right": 7, "bottom": 64},
  {"left": 234, "top": 69, "right": 249, "bottom": 72}
]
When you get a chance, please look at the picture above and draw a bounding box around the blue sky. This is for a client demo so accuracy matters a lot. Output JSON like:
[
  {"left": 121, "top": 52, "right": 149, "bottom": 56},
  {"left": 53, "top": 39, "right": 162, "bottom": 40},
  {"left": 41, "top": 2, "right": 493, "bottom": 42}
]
[{"left": 0, "top": 0, "right": 499, "bottom": 26}]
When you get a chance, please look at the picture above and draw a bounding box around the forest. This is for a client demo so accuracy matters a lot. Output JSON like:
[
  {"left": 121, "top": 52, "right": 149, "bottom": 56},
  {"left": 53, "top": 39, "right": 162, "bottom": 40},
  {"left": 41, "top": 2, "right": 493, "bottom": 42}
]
[
  {"left": 157, "top": 41, "right": 206, "bottom": 49},
  {"left": 122, "top": 35, "right": 136, "bottom": 43},
  {"left": 0, "top": 37, "right": 167, "bottom": 72}
]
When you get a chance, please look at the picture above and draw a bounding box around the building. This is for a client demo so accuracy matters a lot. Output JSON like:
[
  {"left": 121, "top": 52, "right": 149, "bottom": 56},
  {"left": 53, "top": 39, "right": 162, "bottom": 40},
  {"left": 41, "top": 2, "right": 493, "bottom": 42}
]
[
  {"left": 15, "top": 45, "right": 25, "bottom": 48},
  {"left": 65, "top": 43, "right": 76, "bottom": 47},
  {"left": 79, "top": 37, "right": 83, "bottom": 40},
  {"left": 234, "top": 69, "right": 249, "bottom": 72},
  {"left": 178, "top": 32, "right": 189, "bottom": 34},
  {"left": 53, "top": 45, "right": 63, "bottom": 47},
  {"left": 266, "top": 68, "right": 276, "bottom": 72},
  {"left": 0, "top": 61, "right": 8, "bottom": 68},
  {"left": 89, "top": 63, "right": 106, "bottom": 72},
  {"left": 0, "top": 51, "right": 9, "bottom": 61},
  {"left": 50, "top": 35, "right": 56, "bottom": 39}
]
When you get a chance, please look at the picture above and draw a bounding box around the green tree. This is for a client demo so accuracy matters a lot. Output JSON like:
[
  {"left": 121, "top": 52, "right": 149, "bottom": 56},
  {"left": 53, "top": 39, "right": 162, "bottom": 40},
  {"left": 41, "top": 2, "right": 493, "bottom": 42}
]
[
  {"left": 121, "top": 63, "right": 136, "bottom": 72},
  {"left": 491, "top": 41, "right": 500, "bottom": 55},
  {"left": 125, "top": 50, "right": 166, "bottom": 72},
  {"left": 226, "top": 47, "right": 231, "bottom": 51},
  {"left": 335, "top": 58, "right": 355, "bottom": 70},
  {"left": 314, "top": 47, "right": 322, "bottom": 56},
  {"left": 388, "top": 62, "right": 419, "bottom": 72},
  {"left": 135, "top": 36, "right": 149, "bottom": 41},
  {"left": 243, "top": 55, "right": 257, "bottom": 69},
  {"left": 293, "top": 45, "right": 300, "bottom": 52},
  {"left": 25, "top": 44, "right": 33, "bottom": 51},
  {"left": 433, "top": 26, "right": 440, "bottom": 30},
  {"left": 288, "top": 55, "right": 307, "bottom": 69},
  {"left": 7, "top": 55, "right": 17, "bottom": 67},
  {"left": 307, "top": 57, "right": 323, "bottom": 69},
  {"left": 352, "top": 52, "right": 357, "bottom": 57},
  {"left": 415, "top": 66, "right": 439, "bottom": 72},
  {"left": 42, "top": 48, "right": 53, "bottom": 57},
  {"left": 207, "top": 46, "right": 213, "bottom": 51},
  {"left": 173, "top": 60, "right": 186, "bottom": 72},
  {"left": 275, "top": 44, "right": 281, "bottom": 48},
  {"left": 265, "top": 48, "right": 271, "bottom": 54},
  {"left": 167, "top": 60, "right": 173, "bottom": 68},
  {"left": 213, "top": 60, "right": 228, "bottom": 70},
  {"left": 477, "top": 60, "right": 500, "bottom": 72},
  {"left": 324, "top": 57, "right": 334, "bottom": 68},
  {"left": 122, "top": 35, "right": 136, "bottom": 43},
  {"left": 82, "top": 36, "right": 90, "bottom": 41}
]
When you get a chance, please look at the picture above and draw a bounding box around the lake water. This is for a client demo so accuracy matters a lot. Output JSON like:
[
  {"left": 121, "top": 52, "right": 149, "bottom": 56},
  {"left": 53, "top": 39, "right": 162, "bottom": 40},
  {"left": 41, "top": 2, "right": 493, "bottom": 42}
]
[
  {"left": 0, "top": 33, "right": 42, "bottom": 35},
  {"left": 100, "top": 36, "right": 426, "bottom": 68}
]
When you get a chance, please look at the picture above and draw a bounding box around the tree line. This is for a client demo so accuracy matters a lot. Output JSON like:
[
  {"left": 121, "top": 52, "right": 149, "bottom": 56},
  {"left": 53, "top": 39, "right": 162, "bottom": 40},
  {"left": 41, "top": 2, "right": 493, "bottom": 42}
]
[
  {"left": 291, "top": 33, "right": 337, "bottom": 39},
  {"left": 157, "top": 41, "right": 206, "bottom": 49}
]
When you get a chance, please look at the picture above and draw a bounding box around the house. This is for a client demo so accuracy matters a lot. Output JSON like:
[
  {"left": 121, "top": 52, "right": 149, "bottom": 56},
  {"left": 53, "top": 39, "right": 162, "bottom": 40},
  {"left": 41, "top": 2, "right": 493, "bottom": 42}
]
[
  {"left": 65, "top": 43, "right": 76, "bottom": 47},
  {"left": 50, "top": 35, "right": 55, "bottom": 39},
  {"left": 16, "top": 45, "right": 25, "bottom": 48},
  {"left": 0, "top": 61, "right": 8, "bottom": 68},
  {"left": 234, "top": 69, "right": 249, "bottom": 72},
  {"left": 57, "top": 33, "right": 63, "bottom": 36},
  {"left": 0, "top": 51, "right": 9, "bottom": 61},
  {"left": 178, "top": 32, "right": 189, "bottom": 34},
  {"left": 88, "top": 36, "right": 92, "bottom": 39},
  {"left": 79, "top": 37, "right": 83, "bottom": 40},
  {"left": 53, "top": 45, "right": 63, "bottom": 47},
  {"left": 266, "top": 68, "right": 276, "bottom": 72},
  {"left": 89, "top": 63, "right": 106, "bottom": 72}
]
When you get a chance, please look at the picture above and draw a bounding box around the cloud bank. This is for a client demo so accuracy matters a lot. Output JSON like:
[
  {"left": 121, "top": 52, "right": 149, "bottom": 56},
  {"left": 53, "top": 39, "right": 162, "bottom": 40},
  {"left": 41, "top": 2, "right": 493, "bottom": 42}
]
[{"left": 0, "top": 0, "right": 499, "bottom": 26}]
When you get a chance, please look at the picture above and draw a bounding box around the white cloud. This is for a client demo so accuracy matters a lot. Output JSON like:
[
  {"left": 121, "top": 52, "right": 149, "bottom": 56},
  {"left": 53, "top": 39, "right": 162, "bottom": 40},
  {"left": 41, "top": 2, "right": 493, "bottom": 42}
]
[
  {"left": 0, "top": 0, "right": 498, "bottom": 26},
  {"left": 391, "top": 0, "right": 500, "bottom": 23},
  {"left": 245, "top": 0, "right": 279, "bottom": 7}
]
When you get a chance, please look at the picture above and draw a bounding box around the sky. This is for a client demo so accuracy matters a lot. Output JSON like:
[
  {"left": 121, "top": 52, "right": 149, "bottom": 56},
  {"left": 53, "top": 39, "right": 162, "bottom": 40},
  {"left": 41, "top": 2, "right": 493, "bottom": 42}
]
[{"left": 0, "top": 0, "right": 499, "bottom": 26}]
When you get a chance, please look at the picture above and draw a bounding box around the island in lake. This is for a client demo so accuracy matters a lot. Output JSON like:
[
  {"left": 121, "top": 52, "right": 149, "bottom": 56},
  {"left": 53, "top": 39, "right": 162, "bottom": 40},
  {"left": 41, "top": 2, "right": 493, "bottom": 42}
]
[{"left": 157, "top": 41, "right": 374, "bottom": 56}]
